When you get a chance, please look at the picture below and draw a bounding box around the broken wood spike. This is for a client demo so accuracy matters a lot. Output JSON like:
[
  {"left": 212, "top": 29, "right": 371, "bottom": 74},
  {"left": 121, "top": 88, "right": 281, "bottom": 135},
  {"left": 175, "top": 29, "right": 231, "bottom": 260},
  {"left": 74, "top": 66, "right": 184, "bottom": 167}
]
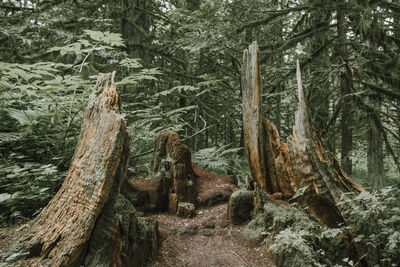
[
  {"left": 241, "top": 43, "right": 367, "bottom": 228},
  {"left": 5, "top": 72, "right": 157, "bottom": 266}
]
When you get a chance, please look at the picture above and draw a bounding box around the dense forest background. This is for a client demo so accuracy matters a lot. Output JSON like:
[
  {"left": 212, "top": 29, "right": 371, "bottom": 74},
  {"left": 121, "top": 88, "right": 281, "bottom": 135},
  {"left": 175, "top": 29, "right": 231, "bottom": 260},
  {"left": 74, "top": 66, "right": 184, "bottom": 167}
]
[{"left": 0, "top": 0, "right": 399, "bottom": 228}]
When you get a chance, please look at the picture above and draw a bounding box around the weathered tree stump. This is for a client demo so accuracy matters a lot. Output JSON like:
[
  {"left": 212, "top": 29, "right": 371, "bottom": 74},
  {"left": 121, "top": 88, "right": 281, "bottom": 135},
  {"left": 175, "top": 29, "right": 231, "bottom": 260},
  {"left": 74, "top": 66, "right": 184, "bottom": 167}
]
[
  {"left": 128, "top": 132, "right": 197, "bottom": 213},
  {"left": 4, "top": 72, "right": 158, "bottom": 266},
  {"left": 242, "top": 42, "right": 366, "bottom": 227}
]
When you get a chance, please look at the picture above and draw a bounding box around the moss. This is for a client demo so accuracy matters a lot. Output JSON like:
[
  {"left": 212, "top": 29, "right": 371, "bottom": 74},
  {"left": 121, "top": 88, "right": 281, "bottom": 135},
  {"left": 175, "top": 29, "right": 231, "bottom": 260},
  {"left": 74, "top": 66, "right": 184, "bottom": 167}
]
[
  {"left": 241, "top": 201, "right": 350, "bottom": 266},
  {"left": 241, "top": 213, "right": 268, "bottom": 242},
  {"left": 228, "top": 189, "right": 253, "bottom": 224}
]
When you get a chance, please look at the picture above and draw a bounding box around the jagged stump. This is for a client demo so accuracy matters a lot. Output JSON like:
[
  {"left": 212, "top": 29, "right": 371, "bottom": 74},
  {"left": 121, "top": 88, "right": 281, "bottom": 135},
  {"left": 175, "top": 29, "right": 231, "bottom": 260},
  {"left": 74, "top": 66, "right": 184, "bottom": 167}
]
[
  {"left": 3, "top": 72, "right": 158, "bottom": 267},
  {"left": 241, "top": 42, "right": 366, "bottom": 228},
  {"left": 128, "top": 132, "right": 196, "bottom": 214}
]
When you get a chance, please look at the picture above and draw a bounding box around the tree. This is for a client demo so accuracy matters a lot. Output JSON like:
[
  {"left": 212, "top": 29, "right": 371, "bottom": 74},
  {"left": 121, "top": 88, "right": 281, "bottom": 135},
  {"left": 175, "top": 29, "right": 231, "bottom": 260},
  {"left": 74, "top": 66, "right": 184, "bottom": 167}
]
[
  {"left": 3, "top": 73, "right": 157, "bottom": 266},
  {"left": 241, "top": 42, "right": 366, "bottom": 228},
  {"left": 336, "top": 0, "right": 353, "bottom": 175}
]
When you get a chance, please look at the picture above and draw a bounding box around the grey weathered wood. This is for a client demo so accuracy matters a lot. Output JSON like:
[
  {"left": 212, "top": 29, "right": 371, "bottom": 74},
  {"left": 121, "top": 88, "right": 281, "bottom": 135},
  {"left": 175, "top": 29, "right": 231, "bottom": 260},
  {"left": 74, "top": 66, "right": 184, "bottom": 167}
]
[
  {"left": 241, "top": 41, "right": 274, "bottom": 192},
  {"left": 241, "top": 43, "right": 367, "bottom": 228},
  {"left": 4, "top": 72, "right": 157, "bottom": 267}
]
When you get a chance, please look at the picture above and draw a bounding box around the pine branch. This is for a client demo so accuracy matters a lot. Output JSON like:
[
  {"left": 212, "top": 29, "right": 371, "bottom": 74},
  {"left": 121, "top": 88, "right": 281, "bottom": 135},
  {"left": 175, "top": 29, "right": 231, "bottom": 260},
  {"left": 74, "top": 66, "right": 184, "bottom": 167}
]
[{"left": 236, "top": 5, "right": 312, "bottom": 33}]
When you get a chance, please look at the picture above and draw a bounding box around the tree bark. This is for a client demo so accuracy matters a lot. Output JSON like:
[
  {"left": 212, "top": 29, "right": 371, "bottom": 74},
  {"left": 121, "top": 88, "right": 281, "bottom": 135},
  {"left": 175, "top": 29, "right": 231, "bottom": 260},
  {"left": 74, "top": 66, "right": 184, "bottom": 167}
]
[
  {"left": 127, "top": 132, "right": 197, "bottom": 213},
  {"left": 367, "top": 96, "right": 385, "bottom": 188},
  {"left": 242, "top": 42, "right": 365, "bottom": 228},
  {"left": 336, "top": 0, "right": 353, "bottom": 175},
  {"left": 241, "top": 42, "right": 275, "bottom": 193},
  {"left": 4, "top": 73, "right": 158, "bottom": 266}
]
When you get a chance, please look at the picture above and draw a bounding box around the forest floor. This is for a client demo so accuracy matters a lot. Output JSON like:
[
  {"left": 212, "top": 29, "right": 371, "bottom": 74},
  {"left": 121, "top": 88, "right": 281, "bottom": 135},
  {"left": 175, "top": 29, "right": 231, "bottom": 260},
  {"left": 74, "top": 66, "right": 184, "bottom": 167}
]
[{"left": 145, "top": 202, "right": 275, "bottom": 267}]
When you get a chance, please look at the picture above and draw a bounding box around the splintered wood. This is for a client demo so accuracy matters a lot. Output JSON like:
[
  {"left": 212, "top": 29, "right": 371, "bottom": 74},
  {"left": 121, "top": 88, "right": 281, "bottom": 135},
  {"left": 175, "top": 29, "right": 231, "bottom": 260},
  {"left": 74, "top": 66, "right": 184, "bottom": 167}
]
[
  {"left": 242, "top": 43, "right": 365, "bottom": 227},
  {"left": 5, "top": 72, "right": 157, "bottom": 266}
]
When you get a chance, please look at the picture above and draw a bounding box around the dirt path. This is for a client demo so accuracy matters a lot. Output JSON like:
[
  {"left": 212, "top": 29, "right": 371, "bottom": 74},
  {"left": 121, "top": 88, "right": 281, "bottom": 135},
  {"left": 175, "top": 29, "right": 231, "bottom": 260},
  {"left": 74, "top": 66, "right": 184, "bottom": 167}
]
[
  {"left": 0, "top": 204, "right": 274, "bottom": 267},
  {"left": 145, "top": 203, "right": 275, "bottom": 267}
]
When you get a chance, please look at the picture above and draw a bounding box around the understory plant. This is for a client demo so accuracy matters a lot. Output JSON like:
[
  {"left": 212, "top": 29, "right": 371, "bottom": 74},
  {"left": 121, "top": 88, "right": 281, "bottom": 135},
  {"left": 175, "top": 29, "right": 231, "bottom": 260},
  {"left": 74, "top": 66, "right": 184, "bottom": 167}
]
[{"left": 243, "top": 187, "right": 400, "bottom": 266}]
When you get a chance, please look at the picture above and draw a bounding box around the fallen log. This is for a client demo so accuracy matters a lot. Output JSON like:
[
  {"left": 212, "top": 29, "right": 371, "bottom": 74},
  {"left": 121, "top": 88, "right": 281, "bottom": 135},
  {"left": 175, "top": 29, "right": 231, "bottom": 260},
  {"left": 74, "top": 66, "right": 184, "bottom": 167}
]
[
  {"left": 242, "top": 42, "right": 366, "bottom": 227},
  {"left": 3, "top": 72, "right": 158, "bottom": 266}
]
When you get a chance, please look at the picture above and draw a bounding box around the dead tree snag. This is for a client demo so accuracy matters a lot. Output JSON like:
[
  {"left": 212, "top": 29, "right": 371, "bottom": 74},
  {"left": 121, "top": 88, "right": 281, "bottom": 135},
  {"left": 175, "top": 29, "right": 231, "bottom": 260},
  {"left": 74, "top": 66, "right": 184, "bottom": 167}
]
[
  {"left": 4, "top": 72, "right": 157, "bottom": 266},
  {"left": 242, "top": 42, "right": 366, "bottom": 227},
  {"left": 241, "top": 42, "right": 275, "bottom": 193}
]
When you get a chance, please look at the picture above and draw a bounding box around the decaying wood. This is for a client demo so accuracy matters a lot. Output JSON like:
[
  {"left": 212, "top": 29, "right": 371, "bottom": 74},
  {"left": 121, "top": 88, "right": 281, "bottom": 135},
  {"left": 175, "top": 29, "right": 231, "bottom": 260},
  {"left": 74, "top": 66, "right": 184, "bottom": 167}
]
[
  {"left": 242, "top": 42, "right": 366, "bottom": 227},
  {"left": 241, "top": 42, "right": 273, "bottom": 192},
  {"left": 128, "top": 132, "right": 197, "bottom": 213},
  {"left": 4, "top": 72, "right": 157, "bottom": 266}
]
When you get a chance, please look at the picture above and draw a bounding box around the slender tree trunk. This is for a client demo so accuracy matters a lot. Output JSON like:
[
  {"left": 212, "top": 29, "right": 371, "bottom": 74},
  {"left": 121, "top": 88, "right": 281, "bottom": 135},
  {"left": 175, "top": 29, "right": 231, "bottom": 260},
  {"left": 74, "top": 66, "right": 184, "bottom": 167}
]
[
  {"left": 241, "top": 42, "right": 272, "bottom": 192},
  {"left": 336, "top": 0, "right": 353, "bottom": 175},
  {"left": 120, "top": 0, "right": 151, "bottom": 63},
  {"left": 275, "top": 93, "right": 281, "bottom": 135},
  {"left": 309, "top": 0, "right": 330, "bottom": 136},
  {"left": 367, "top": 97, "right": 385, "bottom": 188}
]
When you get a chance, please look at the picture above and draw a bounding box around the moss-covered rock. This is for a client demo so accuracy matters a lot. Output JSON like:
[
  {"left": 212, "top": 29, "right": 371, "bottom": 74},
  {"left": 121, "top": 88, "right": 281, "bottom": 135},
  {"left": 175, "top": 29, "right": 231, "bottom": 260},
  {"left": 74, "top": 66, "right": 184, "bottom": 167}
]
[{"left": 227, "top": 189, "right": 253, "bottom": 225}]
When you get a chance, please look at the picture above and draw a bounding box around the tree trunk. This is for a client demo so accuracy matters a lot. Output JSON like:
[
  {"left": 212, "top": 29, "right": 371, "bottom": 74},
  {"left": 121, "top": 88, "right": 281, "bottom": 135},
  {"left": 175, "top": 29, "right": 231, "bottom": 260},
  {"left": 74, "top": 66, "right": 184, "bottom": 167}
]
[
  {"left": 241, "top": 42, "right": 365, "bottom": 228},
  {"left": 336, "top": 0, "right": 353, "bottom": 175},
  {"left": 241, "top": 42, "right": 274, "bottom": 193},
  {"left": 367, "top": 97, "right": 385, "bottom": 188},
  {"left": 120, "top": 0, "right": 151, "bottom": 64},
  {"left": 4, "top": 73, "right": 158, "bottom": 266}
]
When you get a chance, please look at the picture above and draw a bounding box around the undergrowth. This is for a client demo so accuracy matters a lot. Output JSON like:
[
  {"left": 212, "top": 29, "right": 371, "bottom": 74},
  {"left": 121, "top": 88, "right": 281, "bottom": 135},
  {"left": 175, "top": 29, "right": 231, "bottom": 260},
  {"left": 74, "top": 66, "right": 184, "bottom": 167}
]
[
  {"left": 245, "top": 187, "right": 400, "bottom": 267},
  {"left": 193, "top": 145, "right": 250, "bottom": 187}
]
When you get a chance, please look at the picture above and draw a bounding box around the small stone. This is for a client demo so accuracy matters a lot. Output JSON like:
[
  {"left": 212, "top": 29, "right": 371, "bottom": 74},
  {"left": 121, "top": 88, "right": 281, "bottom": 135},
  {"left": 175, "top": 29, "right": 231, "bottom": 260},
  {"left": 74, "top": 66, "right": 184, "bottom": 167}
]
[
  {"left": 202, "top": 221, "right": 216, "bottom": 229},
  {"left": 177, "top": 202, "right": 195, "bottom": 218},
  {"left": 179, "top": 224, "right": 198, "bottom": 236},
  {"left": 219, "top": 221, "right": 229, "bottom": 228}
]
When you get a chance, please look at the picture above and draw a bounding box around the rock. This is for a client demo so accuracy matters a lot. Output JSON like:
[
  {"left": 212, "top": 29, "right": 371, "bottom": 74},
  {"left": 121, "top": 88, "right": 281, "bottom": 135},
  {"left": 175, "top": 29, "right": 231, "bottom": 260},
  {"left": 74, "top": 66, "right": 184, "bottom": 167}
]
[
  {"left": 177, "top": 202, "right": 195, "bottom": 218},
  {"left": 202, "top": 221, "right": 216, "bottom": 229},
  {"left": 179, "top": 224, "right": 198, "bottom": 236},
  {"left": 227, "top": 189, "right": 254, "bottom": 225}
]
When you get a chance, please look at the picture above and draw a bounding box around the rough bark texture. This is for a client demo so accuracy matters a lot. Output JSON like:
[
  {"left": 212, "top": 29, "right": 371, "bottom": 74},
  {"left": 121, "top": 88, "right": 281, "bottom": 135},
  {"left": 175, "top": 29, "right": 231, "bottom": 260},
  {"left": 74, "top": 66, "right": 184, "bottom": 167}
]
[
  {"left": 367, "top": 97, "right": 385, "bottom": 189},
  {"left": 242, "top": 42, "right": 366, "bottom": 228},
  {"left": 241, "top": 41, "right": 274, "bottom": 193},
  {"left": 128, "top": 132, "right": 196, "bottom": 212},
  {"left": 4, "top": 72, "right": 157, "bottom": 266},
  {"left": 337, "top": 0, "right": 354, "bottom": 175}
]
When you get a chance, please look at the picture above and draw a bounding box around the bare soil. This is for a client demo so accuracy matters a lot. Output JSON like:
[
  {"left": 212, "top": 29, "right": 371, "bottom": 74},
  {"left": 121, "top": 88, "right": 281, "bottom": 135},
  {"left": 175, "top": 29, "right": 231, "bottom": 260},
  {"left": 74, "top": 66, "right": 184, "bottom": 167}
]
[{"left": 146, "top": 203, "right": 274, "bottom": 267}]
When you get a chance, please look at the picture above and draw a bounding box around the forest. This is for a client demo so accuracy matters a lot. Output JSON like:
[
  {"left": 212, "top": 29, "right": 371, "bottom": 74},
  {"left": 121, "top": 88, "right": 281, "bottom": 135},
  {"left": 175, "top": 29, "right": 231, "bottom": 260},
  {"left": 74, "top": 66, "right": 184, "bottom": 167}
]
[{"left": 0, "top": 0, "right": 400, "bottom": 266}]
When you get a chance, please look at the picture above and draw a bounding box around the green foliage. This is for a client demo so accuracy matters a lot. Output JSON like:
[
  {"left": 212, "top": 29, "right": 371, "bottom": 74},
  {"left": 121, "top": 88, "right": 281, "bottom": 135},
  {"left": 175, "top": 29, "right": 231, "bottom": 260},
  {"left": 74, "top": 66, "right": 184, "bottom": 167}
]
[
  {"left": 246, "top": 187, "right": 400, "bottom": 266},
  {"left": 193, "top": 145, "right": 250, "bottom": 186},
  {"left": 0, "top": 157, "right": 64, "bottom": 226},
  {"left": 0, "top": 27, "right": 160, "bottom": 225},
  {"left": 338, "top": 187, "right": 400, "bottom": 265}
]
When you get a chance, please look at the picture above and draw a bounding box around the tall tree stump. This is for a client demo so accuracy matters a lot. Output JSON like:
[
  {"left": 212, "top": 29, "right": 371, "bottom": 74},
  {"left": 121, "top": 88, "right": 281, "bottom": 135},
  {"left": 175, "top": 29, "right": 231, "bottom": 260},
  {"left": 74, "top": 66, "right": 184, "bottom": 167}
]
[
  {"left": 3, "top": 72, "right": 158, "bottom": 266},
  {"left": 242, "top": 42, "right": 366, "bottom": 227}
]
